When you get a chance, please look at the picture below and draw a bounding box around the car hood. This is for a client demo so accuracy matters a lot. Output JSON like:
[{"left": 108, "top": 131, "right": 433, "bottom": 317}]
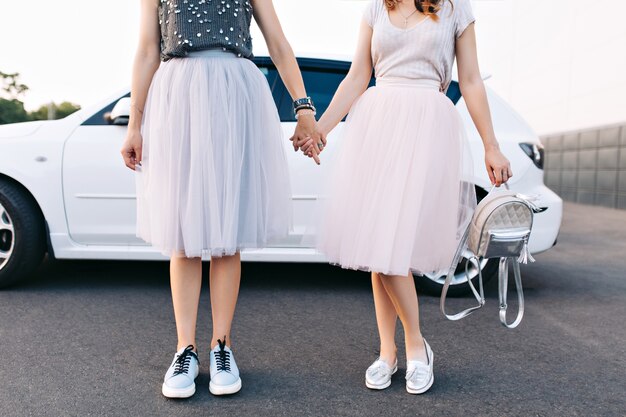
[{"left": 0, "top": 120, "right": 46, "bottom": 139}]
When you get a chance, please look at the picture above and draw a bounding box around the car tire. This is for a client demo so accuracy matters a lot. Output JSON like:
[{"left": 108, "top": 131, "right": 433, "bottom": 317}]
[
  {"left": 0, "top": 180, "right": 46, "bottom": 288},
  {"left": 414, "top": 257, "right": 499, "bottom": 297}
]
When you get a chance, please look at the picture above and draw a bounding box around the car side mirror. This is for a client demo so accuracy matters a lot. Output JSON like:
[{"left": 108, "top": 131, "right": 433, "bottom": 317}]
[{"left": 107, "top": 97, "right": 131, "bottom": 126}]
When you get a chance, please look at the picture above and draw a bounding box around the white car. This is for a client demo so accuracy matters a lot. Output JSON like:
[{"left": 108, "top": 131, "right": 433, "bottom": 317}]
[{"left": 0, "top": 56, "right": 562, "bottom": 294}]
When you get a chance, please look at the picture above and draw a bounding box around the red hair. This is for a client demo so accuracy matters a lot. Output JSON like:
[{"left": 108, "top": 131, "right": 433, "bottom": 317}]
[{"left": 384, "top": 0, "right": 453, "bottom": 21}]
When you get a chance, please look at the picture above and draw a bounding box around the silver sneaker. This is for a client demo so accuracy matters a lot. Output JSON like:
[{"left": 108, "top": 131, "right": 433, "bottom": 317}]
[
  {"left": 405, "top": 339, "right": 434, "bottom": 394},
  {"left": 365, "top": 358, "right": 398, "bottom": 390},
  {"left": 162, "top": 345, "right": 199, "bottom": 399}
]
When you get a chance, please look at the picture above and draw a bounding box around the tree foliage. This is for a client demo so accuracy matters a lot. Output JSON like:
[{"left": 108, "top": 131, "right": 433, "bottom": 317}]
[
  {"left": 0, "top": 71, "right": 80, "bottom": 125},
  {"left": 29, "top": 102, "right": 82, "bottom": 121},
  {"left": 0, "top": 71, "right": 29, "bottom": 99},
  {"left": 0, "top": 99, "right": 30, "bottom": 125}
]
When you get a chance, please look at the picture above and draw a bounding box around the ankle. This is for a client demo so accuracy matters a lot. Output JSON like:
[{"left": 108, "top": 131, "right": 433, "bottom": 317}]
[
  {"left": 405, "top": 335, "right": 427, "bottom": 362},
  {"left": 211, "top": 336, "right": 232, "bottom": 349},
  {"left": 177, "top": 342, "right": 197, "bottom": 352},
  {"left": 379, "top": 346, "right": 397, "bottom": 366}
]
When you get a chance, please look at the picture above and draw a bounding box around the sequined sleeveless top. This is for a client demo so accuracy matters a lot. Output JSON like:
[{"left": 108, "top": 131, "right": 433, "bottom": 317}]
[{"left": 158, "top": 0, "right": 254, "bottom": 61}]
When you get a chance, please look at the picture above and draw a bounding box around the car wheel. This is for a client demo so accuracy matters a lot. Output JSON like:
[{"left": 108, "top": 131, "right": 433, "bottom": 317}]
[
  {"left": 0, "top": 180, "right": 46, "bottom": 288},
  {"left": 414, "top": 252, "right": 499, "bottom": 297}
]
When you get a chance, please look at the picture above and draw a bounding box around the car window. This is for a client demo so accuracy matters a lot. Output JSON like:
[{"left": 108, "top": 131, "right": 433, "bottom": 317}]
[
  {"left": 82, "top": 93, "right": 130, "bottom": 126},
  {"left": 257, "top": 66, "right": 282, "bottom": 109},
  {"left": 82, "top": 59, "right": 462, "bottom": 126},
  {"left": 446, "top": 81, "right": 462, "bottom": 104},
  {"left": 256, "top": 59, "right": 462, "bottom": 122},
  {"left": 274, "top": 69, "right": 355, "bottom": 123}
]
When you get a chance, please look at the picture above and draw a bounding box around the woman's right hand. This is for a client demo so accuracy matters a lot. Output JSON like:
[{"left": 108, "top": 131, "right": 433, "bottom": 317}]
[{"left": 120, "top": 129, "right": 143, "bottom": 171}]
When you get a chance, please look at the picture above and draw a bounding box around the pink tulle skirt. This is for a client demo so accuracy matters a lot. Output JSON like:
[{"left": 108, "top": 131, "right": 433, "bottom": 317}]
[{"left": 316, "top": 79, "right": 476, "bottom": 276}]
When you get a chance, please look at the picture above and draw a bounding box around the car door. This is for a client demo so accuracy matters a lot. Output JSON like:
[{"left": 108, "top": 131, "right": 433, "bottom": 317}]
[{"left": 62, "top": 94, "right": 141, "bottom": 245}]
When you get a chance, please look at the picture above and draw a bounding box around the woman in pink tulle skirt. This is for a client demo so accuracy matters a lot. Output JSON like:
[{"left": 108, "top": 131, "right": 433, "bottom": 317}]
[{"left": 296, "top": 0, "right": 513, "bottom": 394}]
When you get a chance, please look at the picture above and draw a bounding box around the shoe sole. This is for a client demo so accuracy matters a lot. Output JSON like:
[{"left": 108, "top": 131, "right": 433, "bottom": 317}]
[
  {"left": 406, "top": 373, "right": 434, "bottom": 395},
  {"left": 209, "top": 378, "right": 242, "bottom": 395},
  {"left": 162, "top": 382, "right": 196, "bottom": 399},
  {"left": 365, "top": 366, "right": 398, "bottom": 390}
]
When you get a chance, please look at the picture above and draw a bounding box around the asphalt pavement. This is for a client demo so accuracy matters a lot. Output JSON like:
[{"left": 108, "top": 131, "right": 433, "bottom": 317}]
[{"left": 0, "top": 202, "right": 625, "bottom": 417}]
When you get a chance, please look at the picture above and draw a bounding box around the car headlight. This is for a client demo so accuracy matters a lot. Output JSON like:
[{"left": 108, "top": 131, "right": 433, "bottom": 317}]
[{"left": 519, "top": 142, "right": 544, "bottom": 169}]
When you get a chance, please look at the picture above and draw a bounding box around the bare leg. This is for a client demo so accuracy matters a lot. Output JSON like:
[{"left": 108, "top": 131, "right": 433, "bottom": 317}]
[
  {"left": 209, "top": 252, "right": 241, "bottom": 349},
  {"left": 371, "top": 272, "right": 398, "bottom": 366},
  {"left": 170, "top": 255, "right": 203, "bottom": 351},
  {"left": 379, "top": 272, "right": 428, "bottom": 363}
]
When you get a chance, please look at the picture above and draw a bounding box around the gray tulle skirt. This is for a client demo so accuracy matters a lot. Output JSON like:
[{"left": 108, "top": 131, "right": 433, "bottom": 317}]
[{"left": 136, "top": 50, "right": 291, "bottom": 258}]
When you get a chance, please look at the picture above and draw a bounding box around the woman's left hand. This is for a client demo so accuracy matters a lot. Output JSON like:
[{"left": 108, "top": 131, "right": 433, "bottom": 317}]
[{"left": 485, "top": 146, "right": 513, "bottom": 186}]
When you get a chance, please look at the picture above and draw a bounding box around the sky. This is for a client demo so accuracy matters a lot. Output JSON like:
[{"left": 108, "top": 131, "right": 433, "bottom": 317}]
[{"left": 1, "top": 0, "right": 625, "bottom": 135}]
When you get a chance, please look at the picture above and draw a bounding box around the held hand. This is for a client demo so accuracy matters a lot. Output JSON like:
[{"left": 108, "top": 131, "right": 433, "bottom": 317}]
[
  {"left": 297, "top": 123, "right": 328, "bottom": 164},
  {"left": 485, "top": 146, "right": 513, "bottom": 186},
  {"left": 300, "top": 133, "right": 325, "bottom": 159},
  {"left": 289, "top": 113, "right": 326, "bottom": 165},
  {"left": 120, "top": 129, "right": 143, "bottom": 171}
]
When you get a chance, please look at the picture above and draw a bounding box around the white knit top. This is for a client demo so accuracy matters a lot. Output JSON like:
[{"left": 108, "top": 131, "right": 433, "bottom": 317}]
[{"left": 365, "top": 0, "right": 475, "bottom": 92}]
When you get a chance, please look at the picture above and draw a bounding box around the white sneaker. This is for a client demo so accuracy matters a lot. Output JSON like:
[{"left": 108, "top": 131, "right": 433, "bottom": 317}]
[
  {"left": 162, "top": 345, "right": 200, "bottom": 398},
  {"left": 209, "top": 338, "right": 242, "bottom": 395},
  {"left": 365, "top": 357, "right": 398, "bottom": 390},
  {"left": 405, "top": 339, "right": 434, "bottom": 394}
]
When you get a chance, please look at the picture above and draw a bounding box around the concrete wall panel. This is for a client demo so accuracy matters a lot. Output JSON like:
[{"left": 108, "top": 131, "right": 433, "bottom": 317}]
[{"left": 542, "top": 123, "right": 626, "bottom": 210}]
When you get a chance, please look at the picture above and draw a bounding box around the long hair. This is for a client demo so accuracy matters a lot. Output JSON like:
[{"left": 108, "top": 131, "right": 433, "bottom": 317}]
[{"left": 383, "top": 0, "right": 453, "bottom": 21}]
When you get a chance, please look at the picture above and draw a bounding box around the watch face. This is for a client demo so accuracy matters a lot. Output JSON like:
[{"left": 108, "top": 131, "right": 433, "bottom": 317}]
[{"left": 293, "top": 97, "right": 314, "bottom": 108}]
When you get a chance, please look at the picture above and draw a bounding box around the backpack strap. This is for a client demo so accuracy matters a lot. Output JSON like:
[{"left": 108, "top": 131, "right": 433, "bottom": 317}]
[
  {"left": 498, "top": 257, "right": 525, "bottom": 328},
  {"left": 440, "top": 226, "right": 486, "bottom": 320}
]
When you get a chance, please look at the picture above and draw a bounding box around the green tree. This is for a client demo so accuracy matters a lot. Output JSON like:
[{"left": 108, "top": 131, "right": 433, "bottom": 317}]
[
  {"left": 0, "top": 71, "right": 30, "bottom": 125},
  {"left": 0, "top": 71, "right": 29, "bottom": 99},
  {"left": 0, "top": 98, "right": 30, "bottom": 124},
  {"left": 29, "top": 101, "right": 81, "bottom": 121},
  {"left": 0, "top": 71, "right": 81, "bottom": 124}
]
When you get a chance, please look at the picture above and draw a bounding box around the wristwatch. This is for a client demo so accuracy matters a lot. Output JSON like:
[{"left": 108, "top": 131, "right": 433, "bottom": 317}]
[{"left": 293, "top": 97, "right": 316, "bottom": 116}]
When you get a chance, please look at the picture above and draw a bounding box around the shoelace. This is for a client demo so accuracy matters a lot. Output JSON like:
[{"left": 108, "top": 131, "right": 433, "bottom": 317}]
[
  {"left": 214, "top": 337, "right": 231, "bottom": 372},
  {"left": 173, "top": 345, "right": 197, "bottom": 376}
]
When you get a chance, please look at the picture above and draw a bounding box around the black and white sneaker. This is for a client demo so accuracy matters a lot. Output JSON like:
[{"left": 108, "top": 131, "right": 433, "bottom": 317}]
[
  {"left": 209, "top": 337, "right": 241, "bottom": 395},
  {"left": 162, "top": 345, "right": 199, "bottom": 399}
]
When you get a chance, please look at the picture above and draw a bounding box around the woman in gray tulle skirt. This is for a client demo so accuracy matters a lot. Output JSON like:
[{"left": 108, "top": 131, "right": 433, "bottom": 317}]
[{"left": 120, "top": 0, "right": 319, "bottom": 398}]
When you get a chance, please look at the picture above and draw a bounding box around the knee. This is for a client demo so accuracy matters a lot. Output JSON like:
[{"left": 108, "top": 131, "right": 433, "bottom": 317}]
[{"left": 211, "top": 252, "right": 240, "bottom": 263}]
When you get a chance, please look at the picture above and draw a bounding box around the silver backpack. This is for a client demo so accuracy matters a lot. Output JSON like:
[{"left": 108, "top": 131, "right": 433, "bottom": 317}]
[{"left": 440, "top": 184, "right": 544, "bottom": 328}]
